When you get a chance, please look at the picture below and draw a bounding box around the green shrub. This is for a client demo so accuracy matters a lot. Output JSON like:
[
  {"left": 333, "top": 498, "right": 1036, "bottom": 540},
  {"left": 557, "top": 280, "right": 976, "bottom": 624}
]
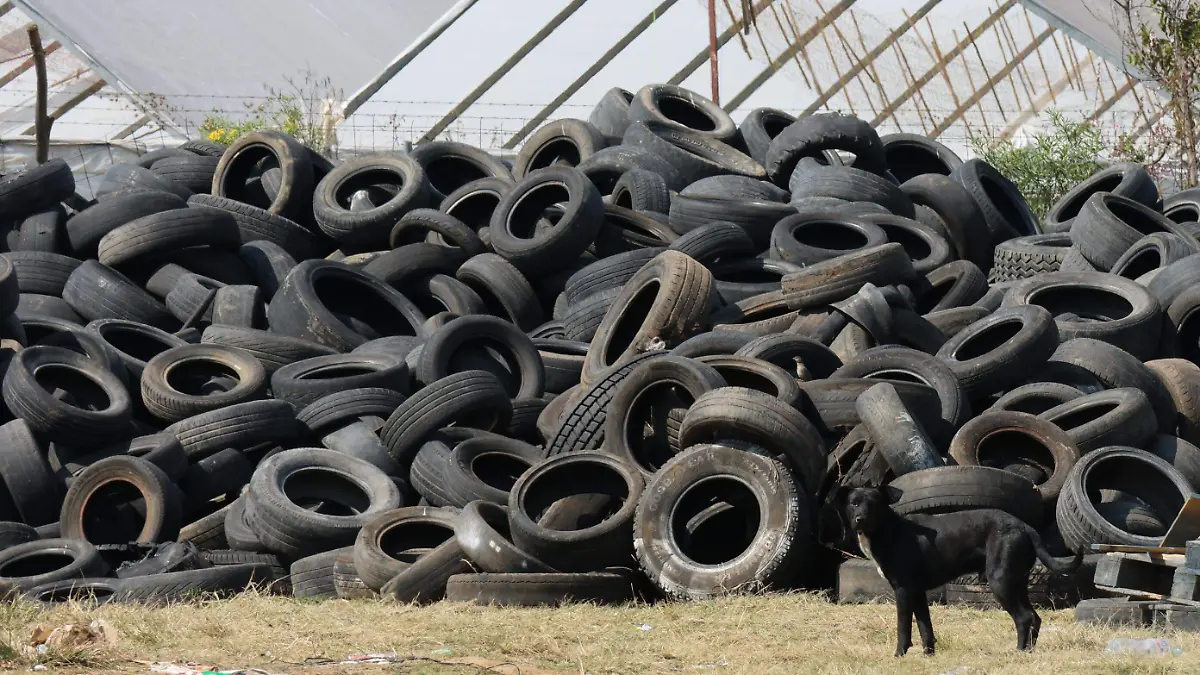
[
  {"left": 197, "top": 72, "right": 339, "bottom": 154},
  {"left": 970, "top": 111, "right": 1106, "bottom": 218}
]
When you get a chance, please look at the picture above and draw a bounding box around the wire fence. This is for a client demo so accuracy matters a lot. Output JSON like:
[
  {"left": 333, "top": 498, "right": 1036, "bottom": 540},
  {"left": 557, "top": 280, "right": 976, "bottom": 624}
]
[{"left": 0, "top": 87, "right": 1163, "bottom": 199}]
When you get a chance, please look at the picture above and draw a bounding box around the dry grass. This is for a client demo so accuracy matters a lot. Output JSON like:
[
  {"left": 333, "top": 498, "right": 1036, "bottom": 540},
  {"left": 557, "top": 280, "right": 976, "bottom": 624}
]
[{"left": 1, "top": 591, "right": 1200, "bottom": 674}]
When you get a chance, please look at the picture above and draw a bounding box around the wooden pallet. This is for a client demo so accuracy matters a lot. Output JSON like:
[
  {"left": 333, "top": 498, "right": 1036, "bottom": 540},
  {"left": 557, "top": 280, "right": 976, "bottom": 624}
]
[{"left": 1094, "top": 554, "right": 1176, "bottom": 599}]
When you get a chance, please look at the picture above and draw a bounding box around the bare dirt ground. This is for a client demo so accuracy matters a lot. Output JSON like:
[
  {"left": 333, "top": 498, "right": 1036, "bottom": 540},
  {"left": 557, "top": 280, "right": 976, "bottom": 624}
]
[{"left": 2, "top": 592, "right": 1199, "bottom": 674}]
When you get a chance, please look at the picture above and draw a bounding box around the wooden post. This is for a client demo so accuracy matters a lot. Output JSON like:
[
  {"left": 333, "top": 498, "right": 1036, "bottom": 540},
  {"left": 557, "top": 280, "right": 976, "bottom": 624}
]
[
  {"left": 812, "top": 0, "right": 858, "bottom": 115},
  {"left": 27, "top": 24, "right": 51, "bottom": 164},
  {"left": 768, "top": 4, "right": 811, "bottom": 88},
  {"left": 998, "top": 17, "right": 1036, "bottom": 108},
  {"left": 720, "top": 0, "right": 750, "bottom": 57},
  {"left": 1022, "top": 7, "right": 1055, "bottom": 103},
  {"left": 916, "top": 16, "right": 962, "bottom": 111},
  {"left": 667, "top": 0, "right": 774, "bottom": 86},
  {"left": 782, "top": 4, "right": 822, "bottom": 91},
  {"left": 930, "top": 27, "right": 1055, "bottom": 138},
  {"left": 722, "top": 0, "right": 856, "bottom": 112},
  {"left": 799, "top": 0, "right": 941, "bottom": 117},
  {"left": 1049, "top": 33, "right": 1077, "bottom": 90},
  {"left": 1088, "top": 74, "right": 1135, "bottom": 123},
  {"left": 850, "top": 11, "right": 894, "bottom": 125},
  {"left": 894, "top": 42, "right": 935, "bottom": 134},
  {"left": 998, "top": 52, "right": 1094, "bottom": 139},
  {"left": 953, "top": 28, "right": 991, "bottom": 136},
  {"left": 870, "top": 0, "right": 1014, "bottom": 127},
  {"left": 709, "top": 0, "right": 720, "bottom": 104},
  {"left": 815, "top": 0, "right": 871, "bottom": 116},
  {"left": 967, "top": 23, "right": 1006, "bottom": 123}
]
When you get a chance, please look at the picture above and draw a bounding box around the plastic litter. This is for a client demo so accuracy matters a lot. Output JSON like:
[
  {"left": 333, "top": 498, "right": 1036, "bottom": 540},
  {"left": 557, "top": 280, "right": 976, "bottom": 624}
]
[{"left": 1104, "top": 637, "right": 1182, "bottom": 655}]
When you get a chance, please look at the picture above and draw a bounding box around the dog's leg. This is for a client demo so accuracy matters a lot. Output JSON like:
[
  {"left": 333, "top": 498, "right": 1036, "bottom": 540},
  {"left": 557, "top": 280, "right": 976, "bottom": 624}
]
[
  {"left": 1029, "top": 606, "right": 1041, "bottom": 649},
  {"left": 893, "top": 587, "right": 915, "bottom": 657},
  {"left": 987, "top": 567, "right": 1036, "bottom": 651},
  {"left": 1016, "top": 583, "right": 1041, "bottom": 649},
  {"left": 913, "top": 592, "right": 936, "bottom": 656}
]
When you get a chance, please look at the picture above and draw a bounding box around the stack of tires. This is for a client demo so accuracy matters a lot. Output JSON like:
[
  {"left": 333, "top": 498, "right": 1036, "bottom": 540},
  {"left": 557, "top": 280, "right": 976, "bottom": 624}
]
[{"left": 0, "top": 83, "right": 1192, "bottom": 608}]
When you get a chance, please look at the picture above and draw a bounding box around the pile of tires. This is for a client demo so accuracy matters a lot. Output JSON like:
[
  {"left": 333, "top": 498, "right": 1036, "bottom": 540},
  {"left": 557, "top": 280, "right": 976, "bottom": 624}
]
[{"left": 0, "top": 83, "right": 1192, "bottom": 608}]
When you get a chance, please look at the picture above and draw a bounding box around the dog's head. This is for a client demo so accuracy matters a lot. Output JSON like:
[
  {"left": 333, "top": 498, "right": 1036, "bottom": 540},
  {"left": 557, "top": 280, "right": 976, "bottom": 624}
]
[{"left": 830, "top": 486, "right": 892, "bottom": 535}]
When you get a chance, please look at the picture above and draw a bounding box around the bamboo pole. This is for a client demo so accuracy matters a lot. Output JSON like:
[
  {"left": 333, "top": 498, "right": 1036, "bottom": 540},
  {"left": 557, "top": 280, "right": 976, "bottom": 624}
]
[{"left": 27, "top": 24, "right": 51, "bottom": 164}]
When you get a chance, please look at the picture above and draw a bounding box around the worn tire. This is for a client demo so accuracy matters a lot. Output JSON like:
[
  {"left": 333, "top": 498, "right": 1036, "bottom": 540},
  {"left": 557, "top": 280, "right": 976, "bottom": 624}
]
[
  {"left": 2, "top": 346, "right": 131, "bottom": 444},
  {"left": 98, "top": 208, "right": 240, "bottom": 268},
  {"left": 1044, "top": 338, "right": 1175, "bottom": 432},
  {"left": 313, "top": 154, "right": 430, "bottom": 248},
  {"left": 1044, "top": 163, "right": 1159, "bottom": 233},
  {"left": 740, "top": 107, "right": 795, "bottom": 166},
  {"left": 200, "top": 325, "right": 336, "bottom": 375},
  {"left": 1073, "top": 192, "right": 1196, "bottom": 271},
  {"left": 141, "top": 344, "right": 267, "bottom": 423},
  {"left": 64, "top": 261, "right": 175, "bottom": 330},
  {"left": 508, "top": 453, "right": 644, "bottom": 572},
  {"left": 770, "top": 210, "right": 888, "bottom": 265},
  {"left": 901, "top": 174, "right": 992, "bottom": 270},
  {"left": 444, "top": 571, "right": 634, "bottom": 606},
  {"left": 582, "top": 250, "right": 712, "bottom": 383},
  {"left": 59, "top": 456, "right": 183, "bottom": 545},
  {"left": 454, "top": 501, "right": 555, "bottom": 574},
  {"left": 268, "top": 260, "right": 427, "bottom": 351},
  {"left": 832, "top": 345, "right": 970, "bottom": 445},
  {"left": 764, "top": 112, "right": 886, "bottom": 184},
  {"left": 513, "top": 118, "right": 606, "bottom": 178},
  {"left": 949, "top": 411, "right": 1080, "bottom": 506},
  {"left": 380, "top": 370, "right": 512, "bottom": 473},
  {"left": 271, "top": 353, "right": 407, "bottom": 408},
  {"left": 166, "top": 399, "right": 299, "bottom": 460},
  {"left": 417, "top": 315, "right": 544, "bottom": 399},
  {"left": 679, "top": 386, "right": 825, "bottom": 496},
  {"left": 408, "top": 140, "right": 512, "bottom": 203},
  {"left": 212, "top": 130, "right": 313, "bottom": 219},
  {"left": 454, "top": 253, "right": 543, "bottom": 332},
  {"left": 247, "top": 448, "right": 402, "bottom": 559},
  {"left": 989, "top": 382, "right": 1083, "bottom": 416},
  {"left": 1147, "top": 359, "right": 1200, "bottom": 445},
  {"left": 953, "top": 159, "right": 1039, "bottom": 239},
  {"left": 0, "top": 539, "right": 108, "bottom": 598},
  {"left": 890, "top": 465, "right": 1042, "bottom": 526},
  {"left": 611, "top": 168, "right": 671, "bottom": 213},
  {"left": 936, "top": 305, "right": 1058, "bottom": 399},
  {"left": 0, "top": 420, "right": 61, "bottom": 526},
  {"left": 1039, "top": 388, "right": 1157, "bottom": 453},
  {"left": 635, "top": 443, "right": 807, "bottom": 599},
  {"left": 991, "top": 234, "right": 1073, "bottom": 281},
  {"left": 780, "top": 244, "right": 915, "bottom": 309},
  {"left": 1056, "top": 447, "right": 1193, "bottom": 551},
  {"left": 602, "top": 355, "right": 726, "bottom": 479},
  {"left": 1002, "top": 272, "right": 1162, "bottom": 360}
]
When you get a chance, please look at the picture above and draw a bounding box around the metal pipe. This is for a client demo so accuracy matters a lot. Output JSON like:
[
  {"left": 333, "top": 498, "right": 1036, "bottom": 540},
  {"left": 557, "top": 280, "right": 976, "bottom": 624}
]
[
  {"left": 668, "top": 0, "right": 775, "bottom": 86},
  {"left": 341, "top": 0, "right": 480, "bottom": 118},
  {"left": 502, "top": 0, "right": 682, "bottom": 149},
  {"left": 870, "top": 0, "right": 1014, "bottom": 127},
  {"left": 723, "top": 0, "right": 857, "bottom": 112},
  {"left": 709, "top": 0, "right": 720, "bottom": 104},
  {"left": 928, "top": 27, "right": 1055, "bottom": 138},
  {"left": 419, "top": 0, "right": 590, "bottom": 144}
]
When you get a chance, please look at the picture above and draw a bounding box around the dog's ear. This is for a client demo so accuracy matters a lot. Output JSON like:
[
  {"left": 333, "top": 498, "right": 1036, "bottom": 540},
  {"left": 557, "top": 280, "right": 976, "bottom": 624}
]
[{"left": 882, "top": 484, "right": 903, "bottom": 504}]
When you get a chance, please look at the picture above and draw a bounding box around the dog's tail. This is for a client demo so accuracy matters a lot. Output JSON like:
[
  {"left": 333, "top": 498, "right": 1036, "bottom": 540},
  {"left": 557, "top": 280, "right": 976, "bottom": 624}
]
[{"left": 1027, "top": 527, "right": 1085, "bottom": 574}]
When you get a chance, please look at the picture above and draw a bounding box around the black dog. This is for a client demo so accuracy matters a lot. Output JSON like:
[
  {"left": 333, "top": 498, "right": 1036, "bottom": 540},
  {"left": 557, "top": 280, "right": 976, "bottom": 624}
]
[{"left": 832, "top": 486, "right": 1083, "bottom": 656}]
